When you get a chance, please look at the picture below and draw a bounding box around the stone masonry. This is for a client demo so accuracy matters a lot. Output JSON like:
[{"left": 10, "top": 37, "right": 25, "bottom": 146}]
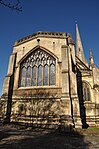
[{"left": 1, "top": 24, "right": 99, "bottom": 129}]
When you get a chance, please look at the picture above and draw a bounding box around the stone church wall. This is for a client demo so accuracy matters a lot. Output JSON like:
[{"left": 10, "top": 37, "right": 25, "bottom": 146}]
[{"left": 1, "top": 30, "right": 99, "bottom": 129}]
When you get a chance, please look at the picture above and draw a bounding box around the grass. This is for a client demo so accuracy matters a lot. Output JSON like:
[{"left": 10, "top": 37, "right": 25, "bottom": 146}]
[
  {"left": 87, "top": 127, "right": 99, "bottom": 131},
  {"left": 79, "top": 127, "right": 99, "bottom": 135}
]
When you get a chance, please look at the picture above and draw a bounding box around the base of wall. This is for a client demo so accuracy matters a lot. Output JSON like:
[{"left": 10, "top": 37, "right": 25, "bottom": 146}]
[{"left": 1, "top": 95, "right": 99, "bottom": 129}]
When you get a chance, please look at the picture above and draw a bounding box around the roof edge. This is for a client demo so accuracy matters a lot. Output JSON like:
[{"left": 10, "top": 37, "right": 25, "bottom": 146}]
[{"left": 14, "top": 31, "right": 66, "bottom": 47}]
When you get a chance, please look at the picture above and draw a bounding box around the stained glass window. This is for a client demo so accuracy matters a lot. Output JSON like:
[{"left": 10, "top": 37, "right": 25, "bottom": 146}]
[{"left": 19, "top": 49, "right": 56, "bottom": 87}]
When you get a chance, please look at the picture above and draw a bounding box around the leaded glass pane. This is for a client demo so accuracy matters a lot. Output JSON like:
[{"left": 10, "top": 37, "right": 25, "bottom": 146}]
[
  {"left": 38, "top": 65, "right": 42, "bottom": 86},
  {"left": 83, "top": 82, "right": 90, "bottom": 101},
  {"left": 32, "top": 66, "right": 36, "bottom": 86},
  {"left": 26, "top": 67, "right": 31, "bottom": 86},
  {"left": 44, "top": 65, "right": 48, "bottom": 85},
  {"left": 83, "top": 88, "right": 86, "bottom": 101},
  {"left": 50, "top": 64, "right": 55, "bottom": 85},
  {"left": 87, "top": 87, "right": 90, "bottom": 101},
  {"left": 21, "top": 67, "right": 26, "bottom": 87}
]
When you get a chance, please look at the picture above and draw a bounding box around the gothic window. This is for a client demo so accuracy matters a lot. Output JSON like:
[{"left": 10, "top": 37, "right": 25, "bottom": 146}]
[
  {"left": 82, "top": 82, "right": 90, "bottom": 101},
  {"left": 19, "top": 49, "right": 56, "bottom": 87}
]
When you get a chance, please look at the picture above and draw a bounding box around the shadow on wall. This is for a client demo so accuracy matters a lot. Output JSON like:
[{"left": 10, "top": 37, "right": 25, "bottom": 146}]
[
  {"left": 0, "top": 124, "right": 89, "bottom": 149},
  {"left": 76, "top": 68, "right": 89, "bottom": 129},
  {"left": 11, "top": 90, "right": 70, "bottom": 129}
]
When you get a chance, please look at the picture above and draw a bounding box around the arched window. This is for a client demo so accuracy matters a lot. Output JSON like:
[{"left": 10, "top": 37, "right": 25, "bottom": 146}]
[
  {"left": 19, "top": 49, "right": 56, "bottom": 87},
  {"left": 82, "top": 82, "right": 90, "bottom": 101}
]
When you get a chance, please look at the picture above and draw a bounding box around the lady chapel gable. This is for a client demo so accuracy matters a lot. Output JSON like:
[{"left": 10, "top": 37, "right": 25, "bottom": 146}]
[{"left": 1, "top": 24, "right": 99, "bottom": 129}]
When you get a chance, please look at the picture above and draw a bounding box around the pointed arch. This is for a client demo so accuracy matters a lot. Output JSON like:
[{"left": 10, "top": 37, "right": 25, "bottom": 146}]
[
  {"left": 18, "top": 45, "right": 58, "bottom": 64},
  {"left": 19, "top": 46, "right": 56, "bottom": 87}
]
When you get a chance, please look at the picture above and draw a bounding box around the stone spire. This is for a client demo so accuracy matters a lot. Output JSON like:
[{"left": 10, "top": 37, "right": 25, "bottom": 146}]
[{"left": 76, "top": 23, "right": 85, "bottom": 62}]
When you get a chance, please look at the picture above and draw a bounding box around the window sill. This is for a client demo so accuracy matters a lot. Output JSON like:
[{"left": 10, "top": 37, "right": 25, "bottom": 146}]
[{"left": 18, "top": 86, "right": 61, "bottom": 90}]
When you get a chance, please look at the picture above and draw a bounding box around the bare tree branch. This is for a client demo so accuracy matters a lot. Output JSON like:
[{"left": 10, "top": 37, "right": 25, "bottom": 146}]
[{"left": 0, "top": 0, "right": 22, "bottom": 12}]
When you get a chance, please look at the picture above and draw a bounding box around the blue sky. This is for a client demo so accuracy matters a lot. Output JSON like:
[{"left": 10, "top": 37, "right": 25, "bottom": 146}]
[{"left": 0, "top": 0, "right": 99, "bottom": 96}]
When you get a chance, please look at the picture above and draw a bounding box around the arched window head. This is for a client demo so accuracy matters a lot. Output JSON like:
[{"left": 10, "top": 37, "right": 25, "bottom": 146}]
[
  {"left": 19, "top": 48, "right": 56, "bottom": 87},
  {"left": 82, "top": 82, "right": 90, "bottom": 101}
]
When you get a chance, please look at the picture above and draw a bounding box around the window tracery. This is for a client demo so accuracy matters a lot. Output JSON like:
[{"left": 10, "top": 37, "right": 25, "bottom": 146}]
[{"left": 19, "top": 49, "right": 56, "bottom": 87}]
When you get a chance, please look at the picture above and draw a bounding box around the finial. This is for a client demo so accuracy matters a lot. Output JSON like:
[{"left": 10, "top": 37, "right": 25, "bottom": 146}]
[
  {"left": 75, "top": 21, "right": 78, "bottom": 27},
  {"left": 90, "top": 49, "right": 93, "bottom": 57},
  {"left": 67, "top": 33, "right": 74, "bottom": 45},
  {"left": 75, "top": 20, "right": 77, "bottom": 24},
  {"left": 90, "top": 49, "right": 94, "bottom": 66}
]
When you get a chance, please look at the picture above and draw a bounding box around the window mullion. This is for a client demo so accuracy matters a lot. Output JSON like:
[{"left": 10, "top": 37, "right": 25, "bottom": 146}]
[
  {"left": 36, "top": 66, "right": 38, "bottom": 86},
  {"left": 25, "top": 68, "right": 27, "bottom": 87},
  {"left": 31, "top": 67, "right": 32, "bottom": 86},
  {"left": 48, "top": 65, "right": 50, "bottom": 85},
  {"left": 42, "top": 66, "right": 44, "bottom": 86}
]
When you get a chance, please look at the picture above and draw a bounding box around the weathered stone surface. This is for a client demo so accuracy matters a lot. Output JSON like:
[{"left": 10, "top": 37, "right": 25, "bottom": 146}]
[{"left": 1, "top": 26, "right": 99, "bottom": 128}]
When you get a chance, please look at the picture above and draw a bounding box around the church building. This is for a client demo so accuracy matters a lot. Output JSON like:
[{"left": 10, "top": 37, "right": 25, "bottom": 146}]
[{"left": 1, "top": 24, "right": 99, "bottom": 128}]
